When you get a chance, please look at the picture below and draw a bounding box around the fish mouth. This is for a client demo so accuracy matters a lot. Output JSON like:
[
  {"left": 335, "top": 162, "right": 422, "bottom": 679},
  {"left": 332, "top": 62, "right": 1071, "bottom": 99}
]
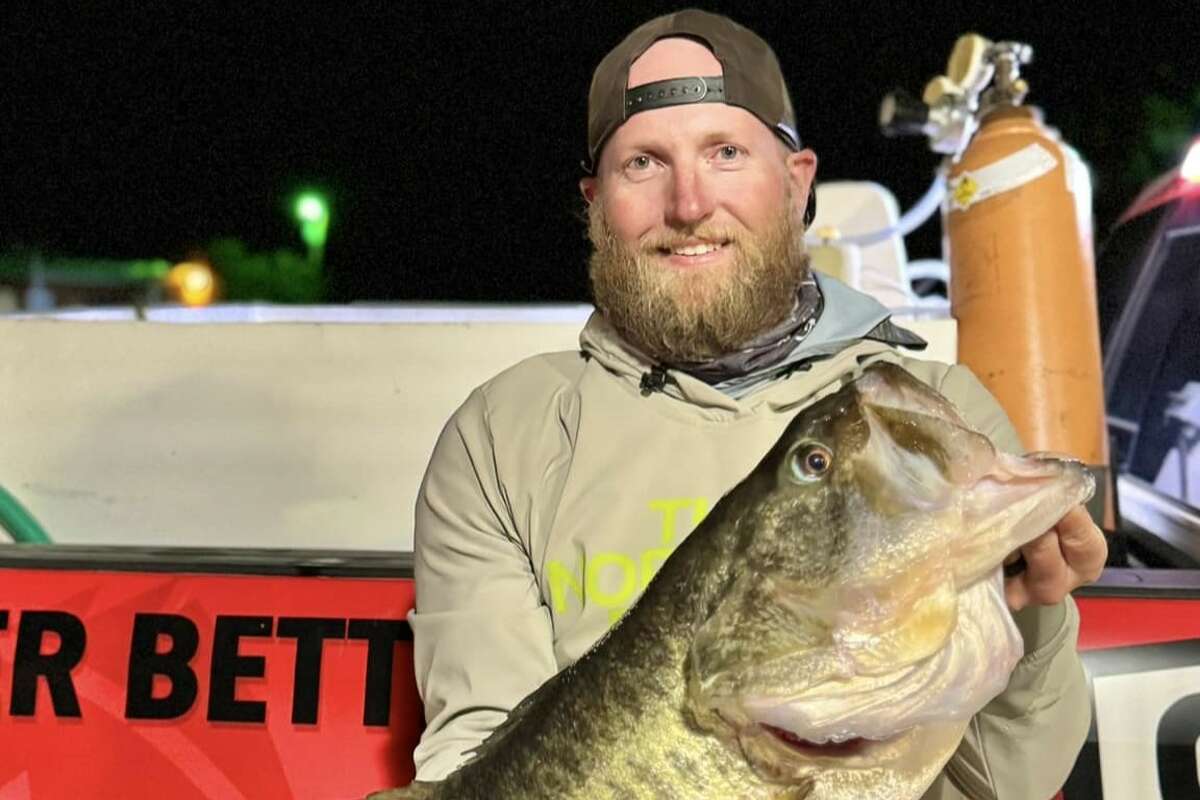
[
  {"left": 956, "top": 453, "right": 1095, "bottom": 587},
  {"left": 739, "top": 718, "right": 966, "bottom": 794},
  {"left": 732, "top": 573, "right": 1023, "bottom": 761},
  {"left": 965, "top": 455, "right": 1091, "bottom": 535},
  {"left": 762, "top": 724, "right": 893, "bottom": 757}
]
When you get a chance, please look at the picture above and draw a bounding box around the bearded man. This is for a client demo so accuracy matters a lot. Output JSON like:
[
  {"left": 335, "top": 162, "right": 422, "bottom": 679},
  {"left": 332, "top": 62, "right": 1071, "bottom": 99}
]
[{"left": 407, "top": 10, "right": 1105, "bottom": 799}]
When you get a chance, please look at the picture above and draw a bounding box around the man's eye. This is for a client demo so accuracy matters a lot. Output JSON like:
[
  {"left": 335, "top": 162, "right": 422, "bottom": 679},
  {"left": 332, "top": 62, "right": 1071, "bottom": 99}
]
[
  {"left": 717, "top": 145, "right": 741, "bottom": 160},
  {"left": 628, "top": 155, "right": 652, "bottom": 170}
]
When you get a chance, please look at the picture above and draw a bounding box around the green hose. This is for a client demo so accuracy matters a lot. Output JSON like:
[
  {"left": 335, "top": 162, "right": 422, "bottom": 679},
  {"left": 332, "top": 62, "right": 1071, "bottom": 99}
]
[{"left": 0, "top": 484, "right": 53, "bottom": 544}]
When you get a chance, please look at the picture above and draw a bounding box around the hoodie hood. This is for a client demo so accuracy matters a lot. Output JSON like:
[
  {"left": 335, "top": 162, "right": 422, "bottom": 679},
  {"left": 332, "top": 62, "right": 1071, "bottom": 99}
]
[{"left": 580, "top": 272, "right": 925, "bottom": 411}]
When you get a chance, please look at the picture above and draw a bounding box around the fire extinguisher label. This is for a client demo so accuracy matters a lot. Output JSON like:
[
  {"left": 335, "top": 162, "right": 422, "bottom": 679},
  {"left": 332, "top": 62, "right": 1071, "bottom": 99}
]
[{"left": 948, "top": 143, "right": 1059, "bottom": 212}]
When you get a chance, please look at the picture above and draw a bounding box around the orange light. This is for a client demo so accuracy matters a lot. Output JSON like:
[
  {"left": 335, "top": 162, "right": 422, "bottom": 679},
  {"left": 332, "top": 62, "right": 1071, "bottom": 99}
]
[
  {"left": 165, "top": 261, "right": 216, "bottom": 306},
  {"left": 1182, "top": 140, "right": 1200, "bottom": 184}
]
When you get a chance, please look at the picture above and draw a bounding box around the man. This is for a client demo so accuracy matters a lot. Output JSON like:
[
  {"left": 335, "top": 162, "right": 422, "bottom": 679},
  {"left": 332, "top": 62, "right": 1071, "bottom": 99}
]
[{"left": 409, "top": 9, "right": 1106, "bottom": 799}]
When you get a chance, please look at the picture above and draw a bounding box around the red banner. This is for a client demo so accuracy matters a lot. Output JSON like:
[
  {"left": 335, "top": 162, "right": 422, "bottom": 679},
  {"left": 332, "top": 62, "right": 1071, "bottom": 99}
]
[
  {"left": 3, "top": 563, "right": 1200, "bottom": 798},
  {"left": 0, "top": 567, "right": 420, "bottom": 800},
  {"left": 1076, "top": 596, "right": 1200, "bottom": 650}
]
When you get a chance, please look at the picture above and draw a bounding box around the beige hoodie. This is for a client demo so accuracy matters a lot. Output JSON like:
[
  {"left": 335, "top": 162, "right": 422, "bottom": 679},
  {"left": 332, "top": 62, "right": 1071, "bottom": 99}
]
[{"left": 409, "top": 311, "right": 1089, "bottom": 800}]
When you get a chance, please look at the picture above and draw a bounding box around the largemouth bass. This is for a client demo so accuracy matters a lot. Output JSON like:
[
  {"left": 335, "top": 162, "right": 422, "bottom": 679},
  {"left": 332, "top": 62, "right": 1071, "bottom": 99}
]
[{"left": 370, "top": 362, "right": 1094, "bottom": 800}]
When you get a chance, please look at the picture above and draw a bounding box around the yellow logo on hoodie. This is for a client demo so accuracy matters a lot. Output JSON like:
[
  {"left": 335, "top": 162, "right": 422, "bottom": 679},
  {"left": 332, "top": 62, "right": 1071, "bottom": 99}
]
[{"left": 547, "top": 497, "right": 710, "bottom": 622}]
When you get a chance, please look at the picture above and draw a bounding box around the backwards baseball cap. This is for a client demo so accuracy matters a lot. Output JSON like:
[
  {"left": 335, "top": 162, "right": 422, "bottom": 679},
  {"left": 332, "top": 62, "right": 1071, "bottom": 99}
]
[{"left": 584, "top": 8, "right": 801, "bottom": 174}]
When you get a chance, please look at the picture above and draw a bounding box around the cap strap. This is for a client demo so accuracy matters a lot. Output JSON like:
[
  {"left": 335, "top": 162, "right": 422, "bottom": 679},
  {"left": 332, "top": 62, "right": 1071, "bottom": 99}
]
[{"left": 624, "top": 76, "right": 725, "bottom": 117}]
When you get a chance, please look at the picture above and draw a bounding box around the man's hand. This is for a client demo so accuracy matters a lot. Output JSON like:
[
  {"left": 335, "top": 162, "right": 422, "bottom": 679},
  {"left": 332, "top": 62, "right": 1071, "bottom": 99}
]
[{"left": 1005, "top": 505, "right": 1108, "bottom": 611}]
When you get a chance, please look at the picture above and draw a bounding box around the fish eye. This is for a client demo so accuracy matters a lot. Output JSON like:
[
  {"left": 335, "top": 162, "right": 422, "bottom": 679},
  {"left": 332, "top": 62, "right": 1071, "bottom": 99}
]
[{"left": 789, "top": 444, "right": 834, "bottom": 482}]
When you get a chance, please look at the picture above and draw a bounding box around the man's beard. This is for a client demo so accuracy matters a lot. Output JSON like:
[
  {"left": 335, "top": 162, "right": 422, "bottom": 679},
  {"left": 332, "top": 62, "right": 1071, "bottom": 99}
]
[{"left": 587, "top": 199, "right": 809, "bottom": 365}]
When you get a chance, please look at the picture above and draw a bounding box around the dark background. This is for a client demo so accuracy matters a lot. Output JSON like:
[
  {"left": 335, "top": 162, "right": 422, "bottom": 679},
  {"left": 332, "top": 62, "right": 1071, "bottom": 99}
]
[{"left": 4, "top": 1, "right": 1198, "bottom": 303}]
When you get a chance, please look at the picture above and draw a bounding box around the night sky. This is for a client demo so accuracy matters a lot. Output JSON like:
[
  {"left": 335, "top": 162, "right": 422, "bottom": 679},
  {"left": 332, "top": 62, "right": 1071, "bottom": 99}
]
[{"left": 4, "top": 1, "right": 1198, "bottom": 303}]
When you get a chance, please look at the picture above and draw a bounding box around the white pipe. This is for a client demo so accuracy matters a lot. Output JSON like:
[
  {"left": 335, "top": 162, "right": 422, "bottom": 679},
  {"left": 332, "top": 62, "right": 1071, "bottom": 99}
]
[{"left": 806, "top": 171, "right": 948, "bottom": 247}]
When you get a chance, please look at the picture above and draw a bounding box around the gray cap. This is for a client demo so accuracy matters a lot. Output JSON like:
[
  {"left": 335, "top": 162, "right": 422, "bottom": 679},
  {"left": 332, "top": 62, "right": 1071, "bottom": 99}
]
[{"left": 585, "top": 8, "right": 800, "bottom": 173}]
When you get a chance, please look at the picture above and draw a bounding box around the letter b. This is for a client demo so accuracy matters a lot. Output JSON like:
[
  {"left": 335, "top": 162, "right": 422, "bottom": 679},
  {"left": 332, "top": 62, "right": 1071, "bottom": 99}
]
[{"left": 125, "top": 613, "right": 199, "bottom": 720}]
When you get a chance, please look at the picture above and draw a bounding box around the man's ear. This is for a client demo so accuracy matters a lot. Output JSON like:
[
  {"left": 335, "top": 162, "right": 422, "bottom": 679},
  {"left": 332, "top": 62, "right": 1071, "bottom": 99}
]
[
  {"left": 785, "top": 148, "right": 818, "bottom": 218},
  {"left": 579, "top": 176, "right": 597, "bottom": 205}
]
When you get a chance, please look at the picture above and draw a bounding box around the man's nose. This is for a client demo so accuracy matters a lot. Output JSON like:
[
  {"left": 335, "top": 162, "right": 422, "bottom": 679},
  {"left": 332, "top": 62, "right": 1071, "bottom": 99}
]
[{"left": 665, "top": 165, "right": 714, "bottom": 228}]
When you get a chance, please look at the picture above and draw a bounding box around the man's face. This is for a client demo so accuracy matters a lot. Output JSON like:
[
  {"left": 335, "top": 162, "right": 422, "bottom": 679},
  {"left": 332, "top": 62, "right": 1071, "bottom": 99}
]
[{"left": 581, "top": 42, "right": 817, "bottom": 364}]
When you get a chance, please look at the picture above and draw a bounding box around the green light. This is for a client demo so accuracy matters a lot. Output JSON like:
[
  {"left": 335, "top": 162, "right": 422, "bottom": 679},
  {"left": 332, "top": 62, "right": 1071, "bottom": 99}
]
[
  {"left": 293, "top": 192, "right": 330, "bottom": 252},
  {"left": 296, "top": 195, "right": 327, "bottom": 223}
]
